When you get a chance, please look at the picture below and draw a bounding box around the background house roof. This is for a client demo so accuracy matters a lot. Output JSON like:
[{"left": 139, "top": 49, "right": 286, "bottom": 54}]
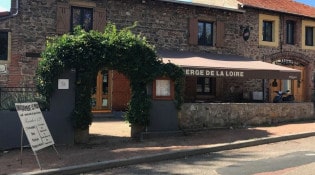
[{"left": 238, "top": 0, "right": 315, "bottom": 18}]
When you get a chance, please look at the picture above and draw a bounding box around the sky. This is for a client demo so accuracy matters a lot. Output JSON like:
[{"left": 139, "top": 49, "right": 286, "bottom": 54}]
[
  {"left": 0, "top": 0, "right": 10, "bottom": 12},
  {"left": 0, "top": 0, "right": 315, "bottom": 12},
  {"left": 295, "top": 0, "right": 315, "bottom": 7}
]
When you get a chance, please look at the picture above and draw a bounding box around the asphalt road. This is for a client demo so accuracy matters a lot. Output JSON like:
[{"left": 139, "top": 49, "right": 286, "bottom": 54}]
[{"left": 82, "top": 136, "right": 315, "bottom": 175}]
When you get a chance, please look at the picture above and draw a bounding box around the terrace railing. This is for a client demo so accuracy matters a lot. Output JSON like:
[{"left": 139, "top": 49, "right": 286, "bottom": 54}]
[{"left": 0, "top": 87, "right": 48, "bottom": 111}]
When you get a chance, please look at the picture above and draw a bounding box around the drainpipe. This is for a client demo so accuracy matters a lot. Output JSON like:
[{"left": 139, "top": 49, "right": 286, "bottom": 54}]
[{"left": 0, "top": 0, "right": 19, "bottom": 20}]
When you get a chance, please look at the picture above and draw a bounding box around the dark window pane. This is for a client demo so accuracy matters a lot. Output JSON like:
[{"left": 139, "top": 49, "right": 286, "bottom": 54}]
[
  {"left": 82, "top": 8, "right": 93, "bottom": 31},
  {"left": 72, "top": 8, "right": 81, "bottom": 28},
  {"left": 198, "top": 22, "right": 205, "bottom": 44},
  {"left": 305, "top": 27, "right": 314, "bottom": 46},
  {"left": 198, "top": 21, "right": 213, "bottom": 46},
  {"left": 205, "top": 23, "right": 213, "bottom": 45},
  {"left": 263, "top": 21, "right": 273, "bottom": 42},
  {"left": 286, "top": 21, "right": 295, "bottom": 45},
  {"left": 71, "top": 6, "right": 93, "bottom": 32},
  {"left": 196, "top": 77, "right": 213, "bottom": 95},
  {"left": 0, "top": 32, "right": 8, "bottom": 61}
]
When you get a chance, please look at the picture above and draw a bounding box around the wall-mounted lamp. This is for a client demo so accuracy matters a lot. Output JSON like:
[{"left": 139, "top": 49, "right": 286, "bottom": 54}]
[
  {"left": 272, "top": 79, "right": 278, "bottom": 87},
  {"left": 239, "top": 25, "right": 252, "bottom": 41}
]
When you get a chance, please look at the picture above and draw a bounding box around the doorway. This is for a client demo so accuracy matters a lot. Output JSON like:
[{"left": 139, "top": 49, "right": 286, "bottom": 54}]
[
  {"left": 92, "top": 69, "right": 112, "bottom": 112},
  {"left": 269, "top": 65, "right": 305, "bottom": 102}
]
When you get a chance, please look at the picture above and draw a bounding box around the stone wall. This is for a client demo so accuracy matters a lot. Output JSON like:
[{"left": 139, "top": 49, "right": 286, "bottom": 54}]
[
  {"left": 1, "top": 0, "right": 315, "bottom": 89},
  {"left": 179, "top": 102, "right": 314, "bottom": 129},
  {"left": 0, "top": 0, "right": 56, "bottom": 87}
]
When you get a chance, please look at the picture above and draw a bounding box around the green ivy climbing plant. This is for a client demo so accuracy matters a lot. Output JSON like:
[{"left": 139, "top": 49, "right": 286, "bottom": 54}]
[{"left": 36, "top": 24, "right": 185, "bottom": 130}]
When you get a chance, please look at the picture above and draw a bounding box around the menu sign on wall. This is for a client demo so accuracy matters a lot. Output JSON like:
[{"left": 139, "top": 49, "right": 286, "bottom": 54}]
[
  {"left": 155, "top": 79, "right": 171, "bottom": 96},
  {"left": 15, "top": 102, "right": 54, "bottom": 152}
]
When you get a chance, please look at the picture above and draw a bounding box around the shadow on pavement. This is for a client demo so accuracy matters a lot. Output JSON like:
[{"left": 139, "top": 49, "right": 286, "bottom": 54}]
[
  {"left": 1, "top": 116, "right": 290, "bottom": 175},
  {"left": 88, "top": 116, "right": 272, "bottom": 150}
]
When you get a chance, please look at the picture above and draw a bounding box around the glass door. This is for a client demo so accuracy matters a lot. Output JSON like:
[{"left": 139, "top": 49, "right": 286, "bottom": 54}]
[{"left": 92, "top": 69, "right": 111, "bottom": 111}]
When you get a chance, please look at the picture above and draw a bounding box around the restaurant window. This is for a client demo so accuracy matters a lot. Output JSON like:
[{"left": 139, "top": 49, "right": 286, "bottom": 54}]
[
  {"left": 198, "top": 21, "right": 213, "bottom": 46},
  {"left": 196, "top": 77, "right": 214, "bottom": 95},
  {"left": 305, "top": 27, "right": 314, "bottom": 46},
  {"left": 0, "top": 31, "right": 9, "bottom": 61},
  {"left": 263, "top": 21, "right": 273, "bottom": 42},
  {"left": 71, "top": 6, "right": 93, "bottom": 32},
  {"left": 286, "top": 20, "right": 295, "bottom": 45}
]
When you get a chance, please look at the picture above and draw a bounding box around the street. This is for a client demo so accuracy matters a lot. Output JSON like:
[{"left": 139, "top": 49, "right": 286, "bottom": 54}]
[{"left": 83, "top": 136, "right": 315, "bottom": 175}]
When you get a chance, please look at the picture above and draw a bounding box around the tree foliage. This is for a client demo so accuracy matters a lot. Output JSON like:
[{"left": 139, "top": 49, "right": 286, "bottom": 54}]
[{"left": 36, "top": 24, "right": 184, "bottom": 130}]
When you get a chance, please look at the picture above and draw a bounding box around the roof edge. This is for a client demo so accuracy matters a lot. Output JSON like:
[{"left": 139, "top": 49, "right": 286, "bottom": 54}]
[
  {"left": 159, "top": 0, "right": 245, "bottom": 13},
  {"left": 244, "top": 4, "right": 315, "bottom": 18}
]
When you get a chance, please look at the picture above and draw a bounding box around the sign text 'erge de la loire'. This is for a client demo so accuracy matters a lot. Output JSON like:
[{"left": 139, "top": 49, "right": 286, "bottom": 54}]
[{"left": 184, "top": 68, "right": 245, "bottom": 77}]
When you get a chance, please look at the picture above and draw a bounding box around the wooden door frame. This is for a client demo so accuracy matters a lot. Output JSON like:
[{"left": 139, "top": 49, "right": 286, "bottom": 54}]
[{"left": 92, "top": 70, "right": 112, "bottom": 112}]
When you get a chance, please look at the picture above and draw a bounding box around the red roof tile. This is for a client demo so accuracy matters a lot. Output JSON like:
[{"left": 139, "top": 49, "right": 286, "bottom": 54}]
[{"left": 238, "top": 0, "right": 315, "bottom": 18}]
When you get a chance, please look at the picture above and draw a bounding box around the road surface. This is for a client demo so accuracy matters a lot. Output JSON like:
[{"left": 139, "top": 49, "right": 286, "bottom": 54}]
[{"left": 83, "top": 136, "right": 315, "bottom": 175}]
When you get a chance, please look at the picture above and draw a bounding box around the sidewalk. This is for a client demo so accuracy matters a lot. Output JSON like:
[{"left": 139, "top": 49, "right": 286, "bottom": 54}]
[{"left": 1, "top": 118, "right": 315, "bottom": 175}]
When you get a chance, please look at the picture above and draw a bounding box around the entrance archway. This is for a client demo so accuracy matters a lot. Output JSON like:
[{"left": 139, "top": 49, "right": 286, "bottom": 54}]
[
  {"left": 267, "top": 52, "right": 312, "bottom": 102},
  {"left": 36, "top": 24, "right": 184, "bottom": 132}
]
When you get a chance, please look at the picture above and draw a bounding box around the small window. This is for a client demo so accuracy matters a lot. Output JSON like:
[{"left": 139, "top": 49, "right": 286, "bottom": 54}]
[
  {"left": 71, "top": 6, "right": 93, "bottom": 32},
  {"left": 263, "top": 21, "right": 273, "bottom": 42},
  {"left": 0, "top": 32, "right": 8, "bottom": 61},
  {"left": 305, "top": 27, "right": 314, "bottom": 46},
  {"left": 286, "top": 21, "right": 295, "bottom": 45},
  {"left": 259, "top": 14, "right": 279, "bottom": 47},
  {"left": 198, "top": 21, "right": 213, "bottom": 46},
  {"left": 196, "top": 77, "right": 214, "bottom": 95}
]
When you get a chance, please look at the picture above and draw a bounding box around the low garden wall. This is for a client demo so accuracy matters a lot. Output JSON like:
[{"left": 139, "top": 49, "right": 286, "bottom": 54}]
[
  {"left": 0, "top": 71, "right": 76, "bottom": 150},
  {"left": 179, "top": 102, "right": 314, "bottom": 129}
]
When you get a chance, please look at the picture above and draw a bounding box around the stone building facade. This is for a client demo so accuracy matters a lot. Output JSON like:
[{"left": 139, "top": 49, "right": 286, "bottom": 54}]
[{"left": 1, "top": 0, "right": 315, "bottom": 111}]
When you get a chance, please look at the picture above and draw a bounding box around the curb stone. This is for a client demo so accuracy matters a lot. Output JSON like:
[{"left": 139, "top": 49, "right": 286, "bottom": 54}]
[{"left": 18, "top": 131, "right": 315, "bottom": 175}]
